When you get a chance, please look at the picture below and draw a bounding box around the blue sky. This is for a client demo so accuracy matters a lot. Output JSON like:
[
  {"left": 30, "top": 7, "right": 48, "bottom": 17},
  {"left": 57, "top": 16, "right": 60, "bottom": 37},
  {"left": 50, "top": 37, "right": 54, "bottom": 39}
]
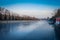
[
  {"left": 0, "top": 0, "right": 60, "bottom": 7},
  {"left": 0, "top": 0, "right": 60, "bottom": 18}
]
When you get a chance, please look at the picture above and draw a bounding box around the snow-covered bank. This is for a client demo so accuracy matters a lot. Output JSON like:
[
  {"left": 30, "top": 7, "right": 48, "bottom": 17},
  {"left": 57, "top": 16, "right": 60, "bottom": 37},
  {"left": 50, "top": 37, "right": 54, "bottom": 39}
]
[{"left": 0, "top": 20, "right": 39, "bottom": 23}]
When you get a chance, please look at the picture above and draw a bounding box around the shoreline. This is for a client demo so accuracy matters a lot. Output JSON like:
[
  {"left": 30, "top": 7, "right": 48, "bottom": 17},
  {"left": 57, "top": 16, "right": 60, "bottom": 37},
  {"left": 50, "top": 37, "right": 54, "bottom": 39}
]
[{"left": 0, "top": 20, "right": 40, "bottom": 23}]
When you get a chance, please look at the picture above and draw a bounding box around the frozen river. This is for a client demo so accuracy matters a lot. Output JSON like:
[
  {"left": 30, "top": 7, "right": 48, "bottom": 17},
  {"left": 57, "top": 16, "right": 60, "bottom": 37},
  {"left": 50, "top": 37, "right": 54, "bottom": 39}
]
[{"left": 0, "top": 20, "right": 58, "bottom": 40}]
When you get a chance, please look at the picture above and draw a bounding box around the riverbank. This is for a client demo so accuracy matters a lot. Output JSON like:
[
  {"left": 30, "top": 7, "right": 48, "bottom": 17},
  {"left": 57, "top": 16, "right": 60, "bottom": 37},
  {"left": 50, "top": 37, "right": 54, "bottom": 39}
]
[{"left": 0, "top": 20, "right": 40, "bottom": 23}]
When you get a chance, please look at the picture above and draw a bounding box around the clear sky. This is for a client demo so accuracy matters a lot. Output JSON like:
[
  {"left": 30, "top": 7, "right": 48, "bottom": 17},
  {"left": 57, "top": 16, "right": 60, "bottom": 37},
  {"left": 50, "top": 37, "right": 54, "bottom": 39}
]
[{"left": 0, "top": 0, "right": 60, "bottom": 18}]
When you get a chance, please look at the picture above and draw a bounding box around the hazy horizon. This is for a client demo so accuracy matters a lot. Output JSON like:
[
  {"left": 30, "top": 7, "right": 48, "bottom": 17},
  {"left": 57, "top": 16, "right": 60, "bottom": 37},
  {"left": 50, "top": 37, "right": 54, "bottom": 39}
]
[{"left": 0, "top": 0, "right": 60, "bottom": 18}]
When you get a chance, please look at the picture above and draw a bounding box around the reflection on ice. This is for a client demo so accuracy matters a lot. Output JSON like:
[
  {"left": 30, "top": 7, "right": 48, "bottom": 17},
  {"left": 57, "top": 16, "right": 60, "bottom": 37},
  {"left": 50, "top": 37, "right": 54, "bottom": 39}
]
[
  {"left": 7, "top": 21, "right": 40, "bottom": 38},
  {"left": 18, "top": 21, "right": 40, "bottom": 32},
  {"left": 0, "top": 21, "right": 56, "bottom": 40},
  {"left": 9, "top": 21, "right": 40, "bottom": 37}
]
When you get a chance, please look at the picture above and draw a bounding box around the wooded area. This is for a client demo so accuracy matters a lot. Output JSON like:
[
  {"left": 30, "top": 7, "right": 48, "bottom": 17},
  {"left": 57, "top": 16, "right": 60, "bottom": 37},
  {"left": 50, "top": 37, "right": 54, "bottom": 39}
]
[{"left": 0, "top": 7, "right": 39, "bottom": 20}]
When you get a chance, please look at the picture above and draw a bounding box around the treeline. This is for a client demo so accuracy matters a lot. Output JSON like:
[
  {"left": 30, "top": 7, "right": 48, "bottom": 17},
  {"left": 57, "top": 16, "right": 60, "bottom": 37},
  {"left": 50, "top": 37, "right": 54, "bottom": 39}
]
[
  {"left": 53, "top": 9, "right": 60, "bottom": 18},
  {"left": 48, "top": 8, "right": 60, "bottom": 23},
  {"left": 0, "top": 7, "right": 39, "bottom": 20},
  {"left": 50, "top": 9, "right": 60, "bottom": 20}
]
